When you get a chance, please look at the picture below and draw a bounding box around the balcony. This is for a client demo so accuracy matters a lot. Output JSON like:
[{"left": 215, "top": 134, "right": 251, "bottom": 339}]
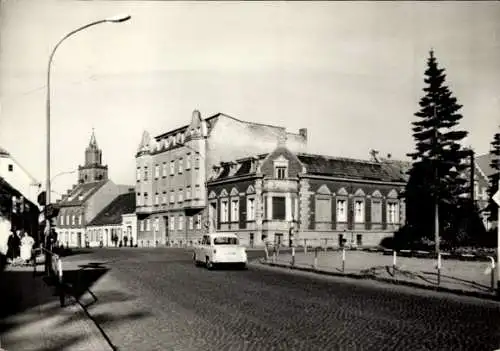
[
  {"left": 183, "top": 198, "right": 206, "bottom": 210},
  {"left": 136, "top": 205, "right": 154, "bottom": 214},
  {"left": 263, "top": 179, "right": 298, "bottom": 193}
]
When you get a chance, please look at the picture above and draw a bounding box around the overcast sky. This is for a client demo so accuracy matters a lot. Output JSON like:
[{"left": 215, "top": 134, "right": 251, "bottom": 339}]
[{"left": 1, "top": 1, "right": 499, "bottom": 198}]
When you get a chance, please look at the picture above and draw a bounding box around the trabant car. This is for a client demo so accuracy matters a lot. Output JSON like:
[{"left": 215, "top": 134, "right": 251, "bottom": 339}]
[{"left": 193, "top": 233, "right": 247, "bottom": 270}]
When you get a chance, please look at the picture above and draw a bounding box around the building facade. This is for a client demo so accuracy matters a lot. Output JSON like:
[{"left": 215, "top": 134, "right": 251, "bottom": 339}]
[
  {"left": 473, "top": 153, "right": 497, "bottom": 230},
  {"left": 55, "top": 131, "right": 132, "bottom": 247},
  {"left": 207, "top": 145, "right": 407, "bottom": 248},
  {"left": 86, "top": 191, "right": 137, "bottom": 247},
  {"left": 135, "top": 110, "right": 307, "bottom": 246}
]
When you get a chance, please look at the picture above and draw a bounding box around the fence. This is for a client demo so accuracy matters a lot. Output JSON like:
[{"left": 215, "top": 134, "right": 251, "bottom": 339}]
[{"left": 264, "top": 246, "right": 498, "bottom": 293}]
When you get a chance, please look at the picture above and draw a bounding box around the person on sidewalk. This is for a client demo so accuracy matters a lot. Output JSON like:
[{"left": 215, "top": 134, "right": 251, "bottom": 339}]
[{"left": 20, "top": 231, "right": 35, "bottom": 264}]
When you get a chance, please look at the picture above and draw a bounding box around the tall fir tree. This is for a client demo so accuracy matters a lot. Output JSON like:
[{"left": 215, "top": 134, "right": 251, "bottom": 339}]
[
  {"left": 404, "top": 50, "right": 470, "bottom": 247},
  {"left": 487, "top": 129, "right": 500, "bottom": 222}
]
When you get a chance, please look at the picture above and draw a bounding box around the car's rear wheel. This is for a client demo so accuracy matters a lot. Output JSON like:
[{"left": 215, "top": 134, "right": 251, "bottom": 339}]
[{"left": 206, "top": 257, "right": 214, "bottom": 270}]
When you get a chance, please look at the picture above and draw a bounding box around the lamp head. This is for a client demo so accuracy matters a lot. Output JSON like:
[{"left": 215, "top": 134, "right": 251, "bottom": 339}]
[{"left": 106, "top": 15, "right": 131, "bottom": 23}]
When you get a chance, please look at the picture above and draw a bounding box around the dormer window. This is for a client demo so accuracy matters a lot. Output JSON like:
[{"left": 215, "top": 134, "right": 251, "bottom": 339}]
[
  {"left": 273, "top": 155, "right": 289, "bottom": 179},
  {"left": 276, "top": 166, "right": 287, "bottom": 179}
]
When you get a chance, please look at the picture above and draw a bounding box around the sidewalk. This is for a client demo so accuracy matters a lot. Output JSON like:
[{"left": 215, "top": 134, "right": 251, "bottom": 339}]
[
  {"left": 0, "top": 259, "right": 113, "bottom": 351},
  {"left": 262, "top": 250, "right": 498, "bottom": 300}
]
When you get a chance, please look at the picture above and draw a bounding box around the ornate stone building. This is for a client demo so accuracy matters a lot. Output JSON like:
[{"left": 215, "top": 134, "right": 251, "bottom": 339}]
[
  {"left": 135, "top": 110, "right": 308, "bottom": 247},
  {"left": 206, "top": 144, "right": 408, "bottom": 248}
]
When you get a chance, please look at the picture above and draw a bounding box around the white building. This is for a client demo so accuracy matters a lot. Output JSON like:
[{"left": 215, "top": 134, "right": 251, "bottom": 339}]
[{"left": 0, "top": 146, "right": 42, "bottom": 207}]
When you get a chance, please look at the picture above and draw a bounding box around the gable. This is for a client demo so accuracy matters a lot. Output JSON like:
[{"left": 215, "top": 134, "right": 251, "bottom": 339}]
[
  {"left": 316, "top": 184, "right": 331, "bottom": 195},
  {"left": 354, "top": 188, "right": 365, "bottom": 197},
  {"left": 230, "top": 187, "right": 239, "bottom": 196},
  {"left": 260, "top": 146, "right": 303, "bottom": 178},
  {"left": 220, "top": 188, "right": 228, "bottom": 197},
  {"left": 337, "top": 187, "right": 348, "bottom": 196},
  {"left": 387, "top": 189, "right": 398, "bottom": 198},
  {"left": 246, "top": 185, "right": 255, "bottom": 194},
  {"left": 208, "top": 191, "right": 217, "bottom": 199},
  {"left": 372, "top": 190, "right": 382, "bottom": 198}
]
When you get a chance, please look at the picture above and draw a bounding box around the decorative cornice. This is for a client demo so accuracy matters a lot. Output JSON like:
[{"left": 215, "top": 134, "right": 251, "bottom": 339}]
[{"left": 299, "top": 174, "right": 406, "bottom": 186}]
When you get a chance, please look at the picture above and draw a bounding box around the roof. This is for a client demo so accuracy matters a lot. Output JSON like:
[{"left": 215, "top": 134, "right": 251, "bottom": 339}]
[
  {"left": 297, "top": 153, "right": 407, "bottom": 183},
  {"left": 476, "top": 153, "right": 497, "bottom": 178},
  {"left": 87, "top": 192, "right": 136, "bottom": 226},
  {"left": 58, "top": 181, "right": 108, "bottom": 206},
  {"left": 210, "top": 154, "right": 268, "bottom": 181},
  {"left": 0, "top": 146, "right": 9, "bottom": 157}
]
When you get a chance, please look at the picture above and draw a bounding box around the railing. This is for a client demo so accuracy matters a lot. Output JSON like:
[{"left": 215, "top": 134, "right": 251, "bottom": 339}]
[{"left": 33, "top": 246, "right": 65, "bottom": 306}]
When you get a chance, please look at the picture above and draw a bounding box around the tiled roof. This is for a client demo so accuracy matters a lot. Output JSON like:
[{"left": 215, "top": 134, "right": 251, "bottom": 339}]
[
  {"left": 476, "top": 153, "right": 497, "bottom": 178},
  {"left": 58, "top": 181, "right": 107, "bottom": 206},
  {"left": 87, "top": 192, "right": 135, "bottom": 226},
  {"left": 297, "top": 154, "right": 407, "bottom": 182},
  {"left": 211, "top": 154, "right": 268, "bottom": 181},
  {"left": 0, "top": 177, "right": 38, "bottom": 215}
]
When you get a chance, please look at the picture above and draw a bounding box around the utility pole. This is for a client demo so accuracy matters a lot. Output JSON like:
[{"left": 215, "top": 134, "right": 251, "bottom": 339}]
[
  {"left": 469, "top": 149, "right": 475, "bottom": 204},
  {"left": 433, "top": 104, "right": 440, "bottom": 256}
]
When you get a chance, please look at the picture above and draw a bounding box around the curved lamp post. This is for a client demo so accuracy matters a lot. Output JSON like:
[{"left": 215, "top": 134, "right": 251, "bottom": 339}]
[{"left": 45, "top": 15, "right": 131, "bottom": 259}]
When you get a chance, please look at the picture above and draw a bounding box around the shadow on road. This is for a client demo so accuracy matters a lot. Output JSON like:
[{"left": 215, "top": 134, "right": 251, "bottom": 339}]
[{"left": 0, "top": 254, "right": 151, "bottom": 351}]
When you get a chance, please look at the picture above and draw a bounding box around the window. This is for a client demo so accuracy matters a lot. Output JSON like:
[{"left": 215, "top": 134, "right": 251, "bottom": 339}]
[
  {"left": 196, "top": 214, "right": 202, "bottom": 229},
  {"left": 154, "top": 218, "right": 160, "bottom": 231},
  {"left": 146, "top": 219, "right": 151, "bottom": 231},
  {"left": 170, "top": 160, "right": 175, "bottom": 175},
  {"left": 231, "top": 199, "right": 239, "bottom": 222},
  {"left": 162, "top": 192, "right": 167, "bottom": 204},
  {"left": 195, "top": 156, "right": 200, "bottom": 169},
  {"left": 72, "top": 215, "right": 76, "bottom": 225},
  {"left": 186, "top": 154, "right": 191, "bottom": 170},
  {"left": 155, "top": 193, "right": 160, "bottom": 206},
  {"left": 170, "top": 191, "right": 175, "bottom": 203},
  {"left": 8, "top": 164, "right": 13, "bottom": 172},
  {"left": 315, "top": 198, "right": 331, "bottom": 222},
  {"left": 144, "top": 167, "right": 148, "bottom": 181},
  {"left": 275, "top": 166, "right": 287, "bottom": 179},
  {"left": 214, "top": 236, "right": 239, "bottom": 245},
  {"left": 221, "top": 200, "right": 229, "bottom": 222},
  {"left": 140, "top": 220, "right": 144, "bottom": 231},
  {"left": 272, "top": 196, "right": 286, "bottom": 220},
  {"left": 162, "top": 162, "right": 167, "bottom": 177},
  {"left": 354, "top": 200, "right": 364, "bottom": 223},
  {"left": 336, "top": 199, "right": 347, "bottom": 222},
  {"left": 186, "top": 187, "right": 191, "bottom": 200},
  {"left": 80, "top": 215, "right": 83, "bottom": 226},
  {"left": 144, "top": 193, "right": 149, "bottom": 205},
  {"left": 178, "top": 215, "right": 184, "bottom": 230},
  {"left": 188, "top": 216, "right": 194, "bottom": 230},
  {"left": 155, "top": 164, "right": 160, "bottom": 179},
  {"left": 136, "top": 168, "right": 141, "bottom": 181},
  {"left": 356, "top": 234, "right": 363, "bottom": 247},
  {"left": 247, "top": 197, "right": 255, "bottom": 221},
  {"left": 178, "top": 189, "right": 183, "bottom": 202},
  {"left": 371, "top": 200, "right": 382, "bottom": 223},
  {"left": 66, "top": 215, "right": 70, "bottom": 226},
  {"left": 387, "top": 202, "right": 399, "bottom": 224},
  {"left": 169, "top": 217, "right": 175, "bottom": 231},
  {"left": 178, "top": 158, "right": 183, "bottom": 174},
  {"left": 195, "top": 185, "right": 201, "bottom": 199},
  {"left": 137, "top": 193, "right": 141, "bottom": 206}
]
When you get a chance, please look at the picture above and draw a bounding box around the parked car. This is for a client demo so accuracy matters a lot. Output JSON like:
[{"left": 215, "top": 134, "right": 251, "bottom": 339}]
[{"left": 193, "top": 233, "right": 247, "bottom": 270}]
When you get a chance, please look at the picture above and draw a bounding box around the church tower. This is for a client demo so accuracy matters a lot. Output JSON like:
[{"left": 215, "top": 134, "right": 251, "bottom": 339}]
[{"left": 78, "top": 129, "right": 108, "bottom": 184}]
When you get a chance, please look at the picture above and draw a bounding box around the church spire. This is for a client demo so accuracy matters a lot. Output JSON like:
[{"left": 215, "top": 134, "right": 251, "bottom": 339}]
[{"left": 89, "top": 128, "right": 98, "bottom": 148}]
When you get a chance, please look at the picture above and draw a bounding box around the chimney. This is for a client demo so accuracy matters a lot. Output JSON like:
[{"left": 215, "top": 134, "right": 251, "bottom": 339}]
[{"left": 299, "top": 128, "right": 308, "bottom": 141}]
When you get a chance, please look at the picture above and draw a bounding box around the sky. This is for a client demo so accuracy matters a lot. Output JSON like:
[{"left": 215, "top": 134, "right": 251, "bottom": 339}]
[{"left": 0, "top": 0, "right": 499, "bottom": 199}]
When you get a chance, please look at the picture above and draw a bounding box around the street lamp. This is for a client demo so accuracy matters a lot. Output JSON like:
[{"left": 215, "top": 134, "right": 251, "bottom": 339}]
[{"left": 44, "top": 14, "right": 131, "bottom": 261}]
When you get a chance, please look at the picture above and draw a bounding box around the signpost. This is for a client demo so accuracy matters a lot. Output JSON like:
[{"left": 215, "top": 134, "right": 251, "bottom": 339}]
[{"left": 493, "top": 183, "right": 500, "bottom": 297}]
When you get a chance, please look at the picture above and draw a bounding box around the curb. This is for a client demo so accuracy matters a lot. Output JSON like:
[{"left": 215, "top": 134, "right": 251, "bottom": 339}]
[{"left": 258, "top": 260, "right": 500, "bottom": 302}]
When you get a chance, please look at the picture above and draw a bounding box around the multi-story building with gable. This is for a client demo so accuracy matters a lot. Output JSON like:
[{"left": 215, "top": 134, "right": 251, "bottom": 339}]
[
  {"left": 206, "top": 143, "right": 408, "bottom": 248},
  {"left": 55, "top": 131, "right": 132, "bottom": 247},
  {"left": 135, "top": 110, "right": 307, "bottom": 247}
]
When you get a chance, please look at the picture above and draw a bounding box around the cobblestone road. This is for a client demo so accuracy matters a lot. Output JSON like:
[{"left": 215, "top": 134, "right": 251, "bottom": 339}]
[{"left": 64, "top": 248, "right": 500, "bottom": 351}]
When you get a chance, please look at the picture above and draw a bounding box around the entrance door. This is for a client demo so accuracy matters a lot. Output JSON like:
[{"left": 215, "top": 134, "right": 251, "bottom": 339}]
[
  {"left": 208, "top": 202, "right": 217, "bottom": 231},
  {"left": 249, "top": 233, "right": 254, "bottom": 248},
  {"left": 274, "top": 233, "right": 283, "bottom": 247},
  {"left": 77, "top": 232, "right": 82, "bottom": 248}
]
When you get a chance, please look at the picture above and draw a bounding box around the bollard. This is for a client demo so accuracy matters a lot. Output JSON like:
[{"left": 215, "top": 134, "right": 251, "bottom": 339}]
[
  {"left": 487, "top": 256, "right": 496, "bottom": 292},
  {"left": 313, "top": 247, "right": 319, "bottom": 270},
  {"left": 56, "top": 256, "right": 65, "bottom": 307},
  {"left": 291, "top": 246, "right": 295, "bottom": 267},
  {"left": 342, "top": 247, "right": 346, "bottom": 272},
  {"left": 437, "top": 253, "right": 442, "bottom": 286},
  {"left": 393, "top": 250, "right": 397, "bottom": 274}
]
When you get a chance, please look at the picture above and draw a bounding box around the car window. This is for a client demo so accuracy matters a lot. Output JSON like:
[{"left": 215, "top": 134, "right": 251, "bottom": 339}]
[{"left": 213, "top": 237, "right": 239, "bottom": 245}]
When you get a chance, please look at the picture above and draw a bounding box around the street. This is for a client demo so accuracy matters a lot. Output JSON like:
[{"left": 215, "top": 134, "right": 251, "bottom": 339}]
[{"left": 58, "top": 248, "right": 500, "bottom": 351}]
